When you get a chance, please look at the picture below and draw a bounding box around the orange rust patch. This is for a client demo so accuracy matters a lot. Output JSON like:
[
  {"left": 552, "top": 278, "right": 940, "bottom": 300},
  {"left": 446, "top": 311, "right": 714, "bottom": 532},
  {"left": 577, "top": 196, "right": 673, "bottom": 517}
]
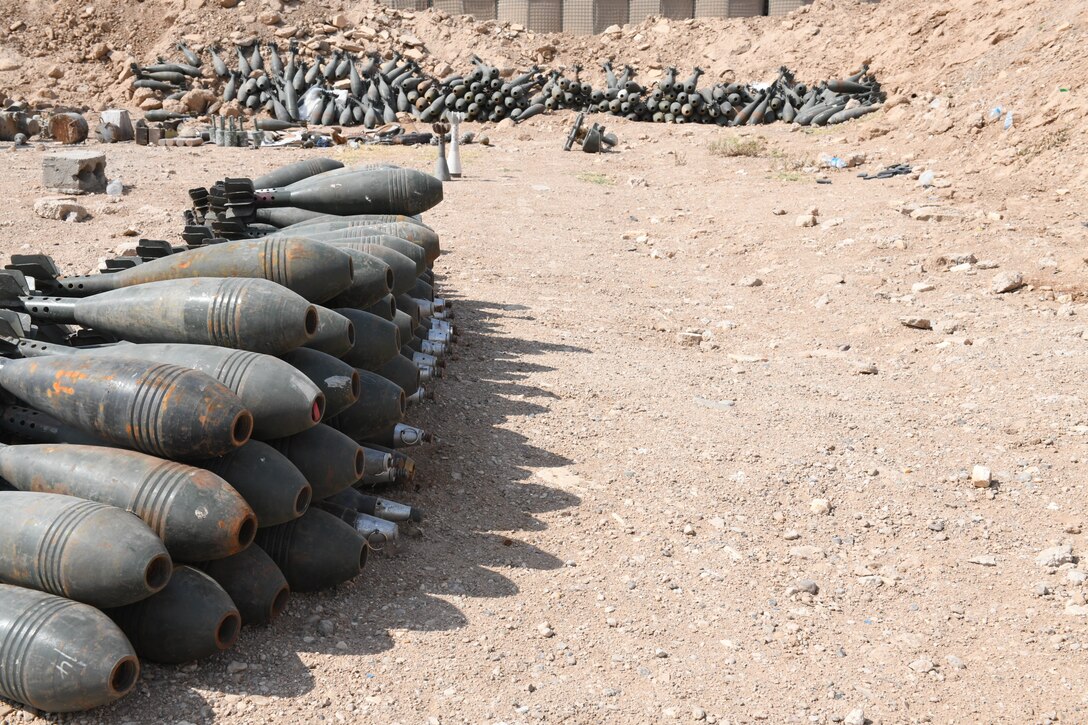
[
  {"left": 45, "top": 368, "right": 90, "bottom": 397},
  {"left": 50, "top": 381, "right": 76, "bottom": 396}
]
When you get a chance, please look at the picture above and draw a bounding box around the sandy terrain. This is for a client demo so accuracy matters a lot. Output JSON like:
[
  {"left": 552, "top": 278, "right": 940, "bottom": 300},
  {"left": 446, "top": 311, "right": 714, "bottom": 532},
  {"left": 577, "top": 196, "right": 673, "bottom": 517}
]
[{"left": 0, "top": 105, "right": 1086, "bottom": 724}]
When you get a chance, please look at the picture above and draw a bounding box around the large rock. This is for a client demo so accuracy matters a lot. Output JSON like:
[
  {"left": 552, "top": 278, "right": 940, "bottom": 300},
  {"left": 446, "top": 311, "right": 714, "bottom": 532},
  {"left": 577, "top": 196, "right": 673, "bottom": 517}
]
[
  {"left": 992, "top": 271, "right": 1024, "bottom": 294},
  {"left": 180, "top": 88, "right": 217, "bottom": 114},
  {"left": 42, "top": 150, "right": 106, "bottom": 194},
  {"left": 1036, "top": 544, "right": 1075, "bottom": 569},
  {"left": 34, "top": 197, "right": 89, "bottom": 222}
]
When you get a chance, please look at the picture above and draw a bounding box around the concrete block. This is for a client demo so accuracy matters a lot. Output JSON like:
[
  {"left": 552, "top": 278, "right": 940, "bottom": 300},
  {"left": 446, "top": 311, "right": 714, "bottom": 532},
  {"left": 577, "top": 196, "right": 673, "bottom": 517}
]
[
  {"left": 100, "top": 109, "right": 134, "bottom": 141},
  {"left": 42, "top": 150, "right": 106, "bottom": 194}
]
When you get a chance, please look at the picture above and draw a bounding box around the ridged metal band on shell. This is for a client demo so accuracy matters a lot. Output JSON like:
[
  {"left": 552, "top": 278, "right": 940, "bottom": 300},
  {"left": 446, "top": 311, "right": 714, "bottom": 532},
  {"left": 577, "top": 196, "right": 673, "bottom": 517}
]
[
  {"left": 387, "top": 169, "right": 412, "bottom": 206},
  {"left": 256, "top": 523, "right": 295, "bottom": 569},
  {"left": 260, "top": 237, "right": 290, "bottom": 287},
  {"left": 207, "top": 279, "right": 245, "bottom": 349},
  {"left": 0, "top": 595, "right": 76, "bottom": 704},
  {"left": 37, "top": 499, "right": 101, "bottom": 596},
  {"left": 389, "top": 224, "right": 421, "bottom": 242},
  {"left": 215, "top": 350, "right": 260, "bottom": 393},
  {"left": 131, "top": 461, "right": 191, "bottom": 537},
  {"left": 129, "top": 363, "right": 190, "bottom": 457},
  {"left": 106, "top": 597, "right": 149, "bottom": 648}
]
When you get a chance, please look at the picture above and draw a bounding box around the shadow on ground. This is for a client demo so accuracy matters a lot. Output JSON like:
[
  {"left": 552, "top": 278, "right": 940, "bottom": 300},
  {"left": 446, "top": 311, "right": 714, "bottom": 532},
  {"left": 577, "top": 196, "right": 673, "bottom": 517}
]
[{"left": 83, "top": 287, "right": 584, "bottom": 723}]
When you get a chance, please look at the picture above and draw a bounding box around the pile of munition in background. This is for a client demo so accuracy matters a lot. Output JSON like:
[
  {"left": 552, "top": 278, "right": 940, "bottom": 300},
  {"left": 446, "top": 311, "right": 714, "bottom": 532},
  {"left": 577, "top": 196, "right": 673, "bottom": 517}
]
[
  {"left": 0, "top": 159, "right": 452, "bottom": 714},
  {"left": 135, "top": 40, "right": 884, "bottom": 130}
]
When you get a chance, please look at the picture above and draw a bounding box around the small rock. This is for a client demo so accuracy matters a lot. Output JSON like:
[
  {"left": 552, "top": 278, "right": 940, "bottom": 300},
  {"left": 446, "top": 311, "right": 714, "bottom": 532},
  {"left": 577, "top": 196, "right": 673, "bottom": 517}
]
[
  {"left": 844, "top": 708, "right": 865, "bottom": 725},
  {"left": 809, "top": 498, "right": 831, "bottom": 515},
  {"left": 317, "top": 619, "right": 335, "bottom": 636},
  {"left": 46, "top": 64, "right": 64, "bottom": 79},
  {"left": 991, "top": 271, "right": 1024, "bottom": 294},
  {"left": 34, "top": 197, "right": 88, "bottom": 222},
  {"left": 783, "top": 529, "right": 800, "bottom": 540},
  {"left": 654, "top": 648, "right": 668, "bottom": 658},
  {"left": 258, "top": 10, "right": 281, "bottom": 24},
  {"left": 1036, "top": 543, "right": 1075, "bottom": 569},
  {"left": 942, "top": 252, "right": 977, "bottom": 266},
  {"left": 771, "top": 208, "right": 787, "bottom": 216},
  {"left": 115, "top": 241, "right": 140, "bottom": 256},
  {"left": 909, "top": 657, "right": 936, "bottom": 673},
  {"left": 226, "top": 661, "right": 247, "bottom": 674},
  {"left": 945, "top": 655, "right": 966, "bottom": 670},
  {"left": 790, "top": 545, "right": 825, "bottom": 559},
  {"left": 910, "top": 206, "right": 958, "bottom": 222},
  {"left": 900, "top": 317, "right": 932, "bottom": 330},
  {"left": 1034, "top": 583, "right": 1052, "bottom": 596},
  {"left": 1066, "top": 601, "right": 1088, "bottom": 616},
  {"left": 737, "top": 276, "right": 763, "bottom": 287},
  {"left": 934, "top": 320, "right": 965, "bottom": 335},
  {"left": 537, "top": 622, "right": 555, "bottom": 638},
  {"left": 795, "top": 214, "right": 817, "bottom": 228},
  {"left": 677, "top": 331, "right": 703, "bottom": 347},
  {"left": 682, "top": 524, "right": 695, "bottom": 536},
  {"left": 791, "top": 579, "right": 819, "bottom": 595},
  {"left": 911, "top": 282, "right": 935, "bottom": 293},
  {"left": 692, "top": 707, "right": 706, "bottom": 721},
  {"left": 971, "top": 465, "right": 991, "bottom": 488},
  {"left": 968, "top": 555, "right": 997, "bottom": 566},
  {"left": 330, "top": 13, "right": 351, "bottom": 28}
]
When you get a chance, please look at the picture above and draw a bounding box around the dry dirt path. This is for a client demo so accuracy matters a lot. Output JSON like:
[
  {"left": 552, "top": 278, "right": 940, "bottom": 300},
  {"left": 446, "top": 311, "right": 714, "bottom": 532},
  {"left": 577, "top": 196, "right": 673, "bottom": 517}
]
[{"left": 2, "top": 115, "right": 1088, "bottom": 724}]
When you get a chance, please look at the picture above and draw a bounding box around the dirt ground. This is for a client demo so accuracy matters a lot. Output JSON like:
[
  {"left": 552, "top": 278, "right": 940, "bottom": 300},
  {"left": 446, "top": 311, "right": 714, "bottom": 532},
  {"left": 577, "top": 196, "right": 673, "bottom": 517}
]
[{"left": 1, "top": 110, "right": 1088, "bottom": 725}]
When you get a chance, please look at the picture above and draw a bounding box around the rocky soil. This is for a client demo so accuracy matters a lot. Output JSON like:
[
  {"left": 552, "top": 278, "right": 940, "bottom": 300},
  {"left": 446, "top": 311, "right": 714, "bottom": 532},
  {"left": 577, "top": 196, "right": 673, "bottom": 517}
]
[
  {"left": 1, "top": 0, "right": 1087, "bottom": 190},
  {"left": 1, "top": 0, "right": 1088, "bottom": 723}
]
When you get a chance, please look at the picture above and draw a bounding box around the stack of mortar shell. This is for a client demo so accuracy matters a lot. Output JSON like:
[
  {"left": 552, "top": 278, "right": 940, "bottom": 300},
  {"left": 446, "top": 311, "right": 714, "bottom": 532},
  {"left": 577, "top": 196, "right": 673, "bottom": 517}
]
[
  {"left": 0, "top": 160, "right": 445, "bottom": 714},
  {"left": 138, "top": 37, "right": 885, "bottom": 130}
]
